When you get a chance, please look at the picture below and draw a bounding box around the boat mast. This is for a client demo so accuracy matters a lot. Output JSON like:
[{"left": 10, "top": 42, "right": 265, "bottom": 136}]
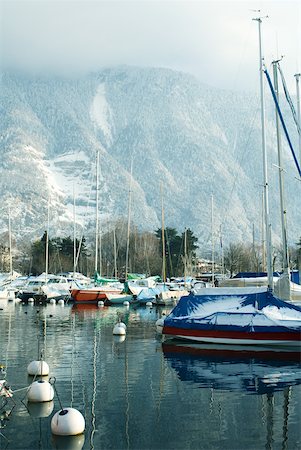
[
  {"left": 161, "top": 182, "right": 166, "bottom": 283},
  {"left": 211, "top": 194, "right": 215, "bottom": 285},
  {"left": 295, "top": 73, "right": 301, "bottom": 164},
  {"left": 261, "top": 191, "right": 266, "bottom": 271},
  {"left": 113, "top": 227, "right": 117, "bottom": 278},
  {"left": 45, "top": 200, "right": 50, "bottom": 281},
  {"left": 184, "top": 227, "right": 187, "bottom": 284},
  {"left": 8, "top": 208, "right": 13, "bottom": 277},
  {"left": 95, "top": 149, "right": 100, "bottom": 276},
  {"left": 125, "top": 159, "right": 133, "bottom": 281},
  {"left": 220, "top": 224, "right": 224, "bottom": 277},
  {"left": 73, "top": 183, "right": 76, "bottom": 278},
  {"left": 272, "top": 61, "right": 290, "bottom": 298},
  {"left": 253, "top": 16, "right": 273, "bottom": 290}
]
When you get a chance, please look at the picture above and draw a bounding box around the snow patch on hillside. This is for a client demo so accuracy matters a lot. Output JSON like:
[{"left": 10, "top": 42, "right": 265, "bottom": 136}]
[{"left": 90, "top": 83, "right": 112, "bottom": 144}]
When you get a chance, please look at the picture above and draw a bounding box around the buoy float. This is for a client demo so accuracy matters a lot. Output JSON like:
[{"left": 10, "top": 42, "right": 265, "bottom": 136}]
[
  {"left": 51, "top": 407, "right": 85, "bottom": 436},
  {"left": 27, "top": 380, "right": 54, "bottom": 403},
  {"left": 49, "top": 298, "right": 56, "bottom": 305},
  {"left": 146, "top": 301, "right": 153, "bottom": 307},
  {"left": 27, "top": 400, "right": 54, "bottom": 417},
  {"left": 123, "top": 301, "right": 130, "bottom": 306},
  {"left": 58, "top": 299, "right": 64, "bottom": 306},
  {"left": 27, "top": 360, "right": 50, "bottom": 376},
  {"left": 113, "top": 323, "right": 126, "bottom": 335},
  {"left": 28, "top": 297, "right": 34, "bottom": 303},
  {"left": 98, "top": 300, "right": 104, "bottom": 307}
]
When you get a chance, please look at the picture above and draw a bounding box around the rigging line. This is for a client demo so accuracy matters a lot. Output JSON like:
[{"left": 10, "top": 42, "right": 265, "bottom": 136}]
[
  {"left": 277, "top": 63, "right": 301, "bottom": 136},
  {"left": 264, "top": 68, "right": 301, "bottom": 178}
]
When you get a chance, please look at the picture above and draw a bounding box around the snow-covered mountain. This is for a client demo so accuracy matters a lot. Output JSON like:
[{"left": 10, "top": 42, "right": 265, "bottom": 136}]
[{"left": 0, "top": 67, "right": 300, "bottom": 250}]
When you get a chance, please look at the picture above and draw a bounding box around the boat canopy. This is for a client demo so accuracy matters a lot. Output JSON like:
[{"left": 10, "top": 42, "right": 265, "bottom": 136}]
[
  {"left": 165, "top": 287, "right": 301, "bottom": 329},
  {"left": 233, "top": 272, "right": 280, "bottom": 279}
]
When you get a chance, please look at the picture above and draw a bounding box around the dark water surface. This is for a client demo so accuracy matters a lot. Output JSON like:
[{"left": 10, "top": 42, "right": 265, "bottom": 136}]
[{"left": 0, "top": 301, "right": 300, "bottom": 450}]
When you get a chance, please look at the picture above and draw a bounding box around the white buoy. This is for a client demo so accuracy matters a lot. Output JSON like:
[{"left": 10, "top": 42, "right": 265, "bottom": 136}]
[
  {"left": 27, "top": 400, "right": 54, "bottom": 418},
  {"left": 98, "top": 300, "right": 104, "bottom": 307},
  {"left": 49, "top": 298, "right": 56, "bottom": 305},
  {"left": 58, "top": 299, "right": 64, "bottom": 306},
  {"left": 51, "top": 407, "right": 85, "bottom": 436},
  {"left": 146, "top": 301, "right": 153, "bottom": 307},
  {"left": 28, "top": 297, "right": 34, "bottom": 303},
  {"left": 113, "top": 323, "right": 126, "bottom": 335},
  {"left": 27, "top": 380, "right": 54, "bottom": 403},
  {"left": 123, "top": 301, "right": 130, "bottom": 306},
  {"left": 27, "top": 360, "right": 50, "bottom": 376}
]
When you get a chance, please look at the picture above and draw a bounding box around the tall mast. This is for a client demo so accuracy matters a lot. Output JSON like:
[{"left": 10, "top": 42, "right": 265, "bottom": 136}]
[
  {"left": 295, "top": 73, "right": 301, "bottom": 165},
  {"left": 272, "top": 61, "right": 290, "bottom": 298},
  {"left": 95, "top": 149, "right": 100, "bottom": 275},
  {"left": 113, "top": 227, "right": 117, "bottom": 278},
  {"left": 125, "top": 159, "right": 133, "bottom": 281},
  {"left": 253, "top": 16, "right": 273, "bottom": 290},
  {"left": 73, "top": 183, "right": 76, "bottom": 278},
  {"left": 211, "top": 194, "right": 215, "bottom": 285},
  {"left": 261, "top": 190, "right": 266, "bottom": 271},
  {"left": 161, "top": 182, "right": 166, "bottom": 283},
  {"left": 8, "top": 209, "right": 13, "bottom": 276},
  {"left": 45, "top": 200, "right": 50, "bottom": 281},
  {"left": 184, "top": 227, "right": 187, "bottom": 283},
  {"left": 220, "top": 224, "right": 224, "bottom": 277}
]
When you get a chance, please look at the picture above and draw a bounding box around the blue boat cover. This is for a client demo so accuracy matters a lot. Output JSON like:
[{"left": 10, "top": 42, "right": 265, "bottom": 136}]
[{"left": 164, "top": 288, "right": 301, "bottom": 333}]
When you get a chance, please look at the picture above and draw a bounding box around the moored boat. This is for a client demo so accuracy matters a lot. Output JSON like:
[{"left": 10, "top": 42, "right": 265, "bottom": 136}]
[
  {"left": 104, "top": 292, "right": 133, "bottom": 305},
  {"left": 71, "top": 283, "right": 124, "bottom": 303},
  {"left": 162, "top": 287, "right": 301, "bottom": 346}
]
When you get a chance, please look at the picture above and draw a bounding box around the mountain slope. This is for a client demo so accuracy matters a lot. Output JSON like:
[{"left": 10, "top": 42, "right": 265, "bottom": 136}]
[{"left": 0, "top": 67, "right": 300, "bottom": 251}]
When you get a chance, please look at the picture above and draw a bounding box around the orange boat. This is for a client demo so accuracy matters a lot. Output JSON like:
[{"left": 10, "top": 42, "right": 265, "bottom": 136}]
[{"left": 71, "top": 285, "right": 123, "bottom": 303}]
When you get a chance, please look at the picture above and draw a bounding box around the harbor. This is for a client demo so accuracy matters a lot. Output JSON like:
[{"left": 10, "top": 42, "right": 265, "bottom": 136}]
[
  {"left": 1, "top": 2, "right": 301, "bottom": 449},
  {"left": 1, "top": 299, "right": 300, "bottom": 450}
]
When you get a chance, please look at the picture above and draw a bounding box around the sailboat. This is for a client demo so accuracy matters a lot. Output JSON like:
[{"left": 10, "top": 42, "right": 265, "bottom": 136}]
[
  {"left": 0, "top": 210, "right": 20, "bottom": 301},
  {"left": 162, "top": 17, "right": 301, "bottom": 346},
  {"left": 71, "top": 151, "right": 130, "bottom": 304}
]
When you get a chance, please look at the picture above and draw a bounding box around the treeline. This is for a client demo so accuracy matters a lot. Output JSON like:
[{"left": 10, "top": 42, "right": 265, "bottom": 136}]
[
  {"left": 223, "top": 240, "right": 301, "bottom": 277},
  {"left": 0, "top": 221, "right": 200, "bottom": 278},
  {"left": 0, "top": 223, "right": 300, "bottom": 278}
]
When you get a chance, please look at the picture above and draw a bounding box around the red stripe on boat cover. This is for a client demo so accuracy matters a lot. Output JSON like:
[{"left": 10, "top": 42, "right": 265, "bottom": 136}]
[{"left": 163, "top": 326, "right": 301, "bottom": 341}]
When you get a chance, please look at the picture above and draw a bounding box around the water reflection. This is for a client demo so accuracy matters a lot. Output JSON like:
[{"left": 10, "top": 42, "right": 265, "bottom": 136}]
[
  {"left": 52, "top": 434, "right": 85, "bottom": 450},
  {"left": 27, "top": 400, "right": 54, "bottom": 418},
  {"left": 1, "top": 302, "right": 300, "bottom": 450},
  {"left": 162, "top": 342, "right": 301, "bottom": 449},
  {"left": 162, "top": 341, "right": 301, "bottom": 394}
]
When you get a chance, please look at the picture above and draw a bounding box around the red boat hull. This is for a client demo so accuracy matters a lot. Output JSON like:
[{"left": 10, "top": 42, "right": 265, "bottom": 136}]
[
  {"left": 163, "top": 326, "right": 301, "bottom": 346},
  {"left": 71, "top": 288, "right": 120, "bottom": 303}
]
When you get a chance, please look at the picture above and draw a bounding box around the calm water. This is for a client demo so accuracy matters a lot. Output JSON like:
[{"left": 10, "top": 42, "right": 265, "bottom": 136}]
[{"left": 0, "top": 300, "right": 300, "bottom": 450}]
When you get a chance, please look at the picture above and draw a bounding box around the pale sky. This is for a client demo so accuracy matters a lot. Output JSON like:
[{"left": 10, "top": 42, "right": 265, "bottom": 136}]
[{"left": 1, "top": 0, "right": 300, "bottom": 92}]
